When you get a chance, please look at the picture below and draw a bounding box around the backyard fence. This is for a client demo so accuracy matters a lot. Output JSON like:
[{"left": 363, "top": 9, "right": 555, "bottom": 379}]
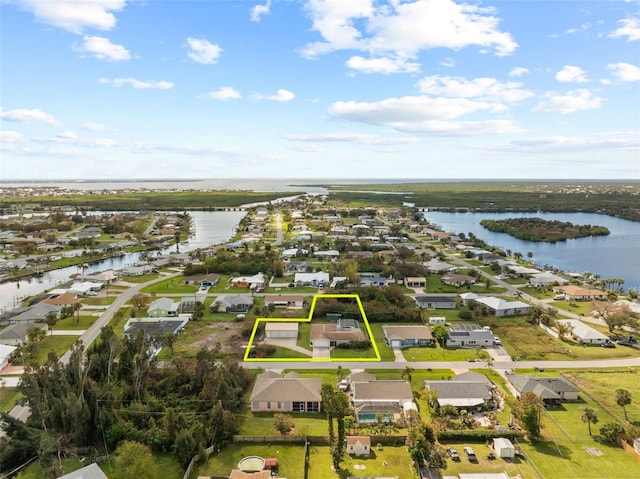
[{"left": 232, "top": 434, "right": 329, "bottom": 444}]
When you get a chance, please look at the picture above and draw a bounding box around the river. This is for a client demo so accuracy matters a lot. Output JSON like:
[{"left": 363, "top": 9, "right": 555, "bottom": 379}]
[
  {"left": 0, "top": 210, "right": 246, "bottom": 311},
  {"left": 423, "top": 211, "right": 640, "bottom": 291}
]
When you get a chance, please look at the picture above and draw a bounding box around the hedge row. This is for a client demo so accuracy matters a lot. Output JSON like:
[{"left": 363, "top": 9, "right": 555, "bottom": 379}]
[{"left": 438, "top": 429, "right": 525, "bottom": 441}]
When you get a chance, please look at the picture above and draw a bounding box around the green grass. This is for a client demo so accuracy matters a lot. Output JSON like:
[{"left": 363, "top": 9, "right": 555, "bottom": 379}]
[
  {"left": 549, "top": 300, "right": 594, "bottom": 316},
  {"left": 402, "top": 344, "right": 489, "bottom": 362},
  {"left": 297, "top": 323, "right": 312, "bottom": 351},
  {"left": 0, "top": 387, "right": 22, "bottom": 413},
  {"left": 194, "top": 443, "right": 306, "bottom": 479},
  {"left": 330, "top": 346, "right": 378, "bottom": 359},
  {"left": 53, "top": 314, "right": 98, "bottom": 330},
  {"left": 425, "top": 275, "right": 506, "bottom": 294},
  {"left": 28, "top": 335, "right": 79, "bottom": 364},
  {"left": 367, "top": 323, "right": 397, "bottom": 361},
  {"left": 272, "top": 346, "right": 312, "bottom": 358},
  {"left": 519, "top": 400, "right": 640, "bottom": 479},
  {"left": 81, "top": 296, "right": 117, "bottom": 306},
  {"left": 308, "top": 444, "right": 418, "bottom": 479},
  {"left": 563, "top": 369, "right": 640, "bottom": 425},
  {"left": 120, "top": 273, "right": 162, "bottom": 283},
  {"left": 140, "top": 276, "right": 200, "bottom": 293}
]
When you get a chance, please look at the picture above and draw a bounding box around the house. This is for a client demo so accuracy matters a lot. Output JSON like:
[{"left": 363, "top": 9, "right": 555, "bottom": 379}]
[
  {"left": 414, "top": 295, "right": 457, "bottom": 309},
  {"left": 552, "top": 285, "right": 608, "bottom": 301},
  {"left": 459, "top": 292, "right": 479, "bottom": 306},
  {"left": 441, "top": 273, "right": 476, "bottom": 287},
  {"left": 250, "top": 371, "right": 321, "bottom": 413},
  {"left": 123, "top": 317, "right": 189, "bottom": 340},
  {"left": 7, "top": 303, "right": 62, "bottom": 325},
  {"left": 0, "top": 344, "right": 17, "bottom": 370},
  {"left": 122, "top": 264, "right": 156, "bottom": 276},
  {"left": 210, "top": 294, "right": 253, "bottom": 313},
  {"left": 351, "top": 379, "right": 414, "bottom": 424},
  {"left": 425, "top": 371, "right": 494, "bottom": 411},
  {"left": 281, "top": 248, "right": 308, "bottom": 259},
  {"left": 446, "top": 324, "right": 494, "bottom": 348},
  {"left": 285, "top": 261, "right": 312, "bottom": 273},
  {"left": 358, "top": 276, "right": 388, "bottom": 287},
  {"left": 506, "top": 374, "right": 580, "bottom": 405},
  {"left": 405, "top": 276, "right": 427, "bottom": 288},
  {"left": 557, "top": 319, "right": 609, "bottom": 345},
  {"left": 265, "top": 322, "right": 299, "bottom": 339},
  {"left": 230, "top": 272, "right": 265, "bottom": 290},
  {"left": 424, "top": 259, "right": 458, "bottom": 274},
  {"left": 183, "top": 273, "right": 220, "bottom": 288},
  {"left": 67, "top": 281, "right": 103, "bottom": 296},
  {"left": 147, "top": 297, "right": 179, "bottom": 317},
  {"left": 229, "top": 470, "right": 271, "bottom": 479},
  {"left": 57, "top": 463, "right": 109, "bottom": 479},
  {"left": 294, "top": 271, "right": 329, "bottom": 287},
  {"left": 346, "top": 436, "right": 371, "bottom": 456},
  {"left": 0, "top": 323, "right": 47, "bottom": 346},
  {"left": 315, "top": 250, "right": 340, "bottom": 259},
  {"left": 310, "top": 318, "right": 366, "bottom": 348},
  {"left": 473, "top": 297, "right": 530, "bottom": 317},
  {"left": 264, "top": 294, "right": 305, "bottom": 309},
  {"left": 529, "top": 271, "right": 569, "bottom": 287},
  {"left": 177, "top": 296, "right": 204, "bottom": 313},
  {"left": 493, "top": 438, "right": 515, "bottom": 459},
  {"left": 428, "top": 317, "right": 446, "bottom": 325},
  {"left": 41, "top": 292, "right": 79, "bottom": 306},
  {"left": 383, "top": 324, "right": 434, "bottom": 348}
]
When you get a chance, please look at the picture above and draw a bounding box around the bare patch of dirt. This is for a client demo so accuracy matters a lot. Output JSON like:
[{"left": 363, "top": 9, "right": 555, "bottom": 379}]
[{"left": 192, "top": 321, "right": 247, "bottom": 354}]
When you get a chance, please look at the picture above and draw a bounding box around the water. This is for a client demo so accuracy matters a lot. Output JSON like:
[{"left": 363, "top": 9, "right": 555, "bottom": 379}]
[
  {"left": 423, "top": 211, "right": 640, "bottom": 290},
  {"left": 0, "top": 210, "right": 246, "bottom": 311}
]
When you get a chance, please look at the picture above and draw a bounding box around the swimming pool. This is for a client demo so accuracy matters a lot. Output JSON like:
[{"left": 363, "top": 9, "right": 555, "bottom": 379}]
[{"left": 357, "top": 412, "right": 392, "bottom": 423}]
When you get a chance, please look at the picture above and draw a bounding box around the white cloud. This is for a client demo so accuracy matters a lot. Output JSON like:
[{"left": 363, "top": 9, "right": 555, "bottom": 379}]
[
  {"left": 0, "top": 108, "right": 61, "bottom": 125},
  {"left": 440, "top": 57, "right": 455, "bottom": 68},
  {"left": 13, "top": 0, "right": 126, "bottom": 34},
  {"left": 187, "top": 37, "right": 222, "bottom": 64},
  {"left": 608, "top": 62, "right": 640, "bottom": 82},
  {"left": 207, "top": 87, "right": 242, "bottom": 100},
  {"left": 418, "top": 75, "right": 533, "bottom": 103},
  {"left": 56, "top": 130, "right": 78, "bottom": 140},
  {"left": 284, "top": 132, "right": 420, "bottom": 145},
  {"left": 509, "top": 67, "right": 529, "bottom": 77},
  {"left": 82, "top": 121, "right": 107, "bottom": 131},
  {"left": 259, "top": 89, "right": 295, "bottom": 102},
  {"left": 0, "top": 130, "right": 24, "bottom": 143},
  {"left": 549, "top": 22, "right": 591, "bottom": 38},
  {"left": 609, "top": 18, "right": 640, "bottom": 41},
  {"left": 556, "top": 65, "right": 588, "bottom": 83},
  {"left": 250, "top": 0, "right": 271, "bottom": 22},
  {"left": 533, "top": 89, "right": 603, "bottom": 114},
  {"left": 99, "top": 77, "right": 174, "bottom": 89},
  {"left": 75, "top": 35, "right": 131, "bottom": 61},
  {"left": 501, "top": 131, "right": 639, "bottom": 153},
  {"left": 346, "top": 55, "right": 420, "bottom": 74},
  {"left": 302, "top": 0, "right": 517, "bottom": 67}
]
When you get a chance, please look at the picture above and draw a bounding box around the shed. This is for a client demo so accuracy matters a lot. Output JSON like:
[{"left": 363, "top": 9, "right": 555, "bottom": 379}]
[
  {"left": 493, "top": 437, "right": 515, "bottom": 459},
  {"left": 265, "top": 322, "right": 299, "bottom": 339}
]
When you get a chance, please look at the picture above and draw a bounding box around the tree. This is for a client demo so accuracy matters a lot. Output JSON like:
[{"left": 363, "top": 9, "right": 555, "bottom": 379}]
[
  {"left": 113, "top": 441, "right": 159, "bottom": 479},
  {"left": 616, "top": 388, "right": 632, "bottom": 422},
  {"left": 600, "top": 422, "right": 626, "bottom": 443},
  {"left": 555, "top": 320, "right": 574, "bottom": 340},
  {"left": 131, "top": 293, "right": 151, "bottom": 311},
  {"left": 431, "top": 324, "right": 448, "bottom": 347},
  {"left": 512, "top": 392, "right": 543, "bottom": 441},
  {"left": 581, "top": 407, "right": 599, "bottom": 436},
  {"left": 273, "top": 413, "right": 295, "bottom": 436},
  {"left": 401, "top": 365, "right": 414, "bottom": 383}
]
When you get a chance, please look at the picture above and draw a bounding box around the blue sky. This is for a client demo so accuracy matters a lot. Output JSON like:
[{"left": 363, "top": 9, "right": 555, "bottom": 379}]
[{"left": 1, "top": 0, "right": 638, "bottom": 180}]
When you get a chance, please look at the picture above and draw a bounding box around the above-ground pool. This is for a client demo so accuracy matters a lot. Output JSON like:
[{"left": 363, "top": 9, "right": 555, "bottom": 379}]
[{"left": 238, "top": 456, "right": 266, "bottom": 472}]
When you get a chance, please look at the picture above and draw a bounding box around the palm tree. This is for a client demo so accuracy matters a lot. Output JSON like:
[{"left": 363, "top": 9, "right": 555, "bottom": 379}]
[
  {"left": 616, "top": 388, "right": 632, "bottom": 421},
  {"left": 581, "top": 407, "right": 598, "bottom": 436},
  {"left": 401, "top": 365, "right": 414, "bottom": 383}
]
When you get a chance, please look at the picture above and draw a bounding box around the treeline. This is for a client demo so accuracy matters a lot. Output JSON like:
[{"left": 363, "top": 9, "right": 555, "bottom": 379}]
[
  {"left": 328, "top": 191, "right": 640, "bottom": 222},
  {"left": 5, "top": 190, "right": 300, "bottom": 210},
  {"left": 184, "top": 250, "right": 283, "bottom": 277},
  {"left": 479, "top": 217, "right": 610, "bottom": 242},
  {"left": 0, "top": 327, "right": 251, "bottom": 474}
]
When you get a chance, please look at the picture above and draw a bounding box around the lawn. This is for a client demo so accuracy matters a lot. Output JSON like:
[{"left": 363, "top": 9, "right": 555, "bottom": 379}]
[
  {"left": 29, "top": 335, "right": 79, "bottom": 364},
  {"left": 121, "top": 273, "right": 162, "bottom": 284},
  {"left": 140, "top": 275, "right": 202, "bottom": 294},
  {"left": 0, "top": 387, "right": 22, "bottom": 413},
  {"left": 272, "top": 346, "right": 312, "bottom": 359},
  {"left": 549, "top": 300, "right": 594, "bottom": 316},
  {"left": 563, "top": 369, "right": 640, "bottom": 425},
  {"left": 307, "top": 444, "right": 418, "bottom": 479},
  {"left": 425, "top": 275, "right": 507, "bottom": 294},
  {"left": 81, "top": 296, "right": 117, "bottom": 306},
  {"left": 402, "top": 344, "right": 489, "bottom": 362},
  {"left": 519, "top": 400, "right": 640, "bottom": 479},
  {"left": 194, "top": 443, "right": 306, "bottom": 479},
  {"left": 297, "top": 323, "right": 312, "bottom": 351},
  {"left": 367, "top": 323, "right": 398, "bottom": 361},
  {"left": 53, "top": 314, "right": 98, "bottom": 330}
]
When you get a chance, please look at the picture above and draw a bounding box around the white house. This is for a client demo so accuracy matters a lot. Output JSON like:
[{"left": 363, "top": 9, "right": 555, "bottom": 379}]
[
  {"left": 294, "top": 271, "right": 329, "bottom": 287},
  {"left": 346, "top": 436, "right": 371, "bottom": 456},
  {"left": 557, "top": 319, "right": 609, "bottom": 345},
  {"left": 473, "top": 296, "right": 530, "bottom": 317},
  {"left": 0, "top": 344, "right": 17, "bottom": 370},
  {"left": 529, "top": 271, "right": 570, "bottom": 287}
]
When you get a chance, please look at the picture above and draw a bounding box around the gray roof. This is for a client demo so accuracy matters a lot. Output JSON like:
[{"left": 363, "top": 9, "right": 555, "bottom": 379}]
[
  {"left": 414, "top": 295, "right": 456, "bottom": 304},
  {"left": 58, "top": 463, "right": 109, "bottom": 479},
  {"left": 383, "top": 324, "right": 433, "bottom": 341},
  {"left": 350, "top": 372, "right": 376, "bottom": 383},
  {"left": 352, "top": 380, "right": 413, "bottom": 402},
  {"left": 148, "top": 297, "right": 176, "bottom": 312},
  {"left": 508, "top": 375, "right": 579, "bottom": 396},
  {"left": 425, "top": 381, "right": 493, "bottom": 402},
  {"left": 453, "top": 371, "right": 493, "bottom": 388},
  {"left": 212, "top": 294, "right": 254, "bottom": 307},
  {"left": 250, "top": 372, "right": 322, "bottom": 403},
  {"left": 0, "top": 323, "right": 47, "bottom": 341},
  {"left": 9, "top": 303, "right": 62, "bottom": 323}
]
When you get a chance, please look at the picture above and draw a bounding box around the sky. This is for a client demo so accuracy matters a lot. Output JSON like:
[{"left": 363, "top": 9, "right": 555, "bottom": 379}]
[{"left": 1, "top": 0, "right": 639, "bottom": 180}]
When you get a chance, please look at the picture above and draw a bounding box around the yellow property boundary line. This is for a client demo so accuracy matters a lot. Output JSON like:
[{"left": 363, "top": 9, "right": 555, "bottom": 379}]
[{"left": 243, "top": 293, "right": 381, "bottom": 362}]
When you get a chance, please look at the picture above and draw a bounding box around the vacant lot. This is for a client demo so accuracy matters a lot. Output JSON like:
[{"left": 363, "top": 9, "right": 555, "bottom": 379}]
[
  {"left": 308, "top": 444, "right": 418, "bottom": 479},
  {"left": 564, "top": 369, "right": 640, "bottom": 425},
  {"left": 440, "top": 442, "right": 538, "bottom": 479}
]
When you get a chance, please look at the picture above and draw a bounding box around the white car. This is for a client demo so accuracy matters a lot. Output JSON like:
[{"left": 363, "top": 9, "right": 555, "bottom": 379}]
[
  {"left": 338, "top": 379, "right": 349, "bottom": 391},
  {"left": 493, "top": 336, "right": 501, "bottom": 345}
]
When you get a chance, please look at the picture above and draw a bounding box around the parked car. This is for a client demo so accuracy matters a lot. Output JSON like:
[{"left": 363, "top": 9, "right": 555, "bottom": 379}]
[
  {"left": 447, "top": 448, "right": 460, "bottom": 461},
  {"left": 493, "top": 336, "right": 501, "bottom": 345},
  {"left": 338, "top": 379, "right": 349, "bottom": 392},
  {"left": 601, "top": 341, "right": 615, "bottom": 348},
  {"left": 463, "top": 447, "right": 477, "bottom": 462}
]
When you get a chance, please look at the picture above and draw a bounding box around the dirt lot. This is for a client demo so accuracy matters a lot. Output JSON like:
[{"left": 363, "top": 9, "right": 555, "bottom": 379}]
[{"left": 191, "top": 321, "right": 248, "bottom": 355}]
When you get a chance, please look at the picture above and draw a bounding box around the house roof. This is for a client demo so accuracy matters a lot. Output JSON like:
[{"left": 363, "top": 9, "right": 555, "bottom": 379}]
[
  {"left": 148, "top": 297, "right": 176, "bottom": 311},
  {"left": 250, "top": 373, "right": 322, "bottom": 403},
  {"left": 57, "top": 463, "right": 109, "bottom": 479},
  {"left": 212, "top": 294, "right": 254, "bottom": 308},
  {"left": 453, "top": 371, "right": 493, "bottom": 388},
  {"left": 346, "top": 436, "right": 371, "bottom": 446},
  {"left": 265, "top": 322, "right": 299, "bottom": 332},
  {"left": 414, "top": 295, "right": 457, "bottom": 304},
  {"left": 42, "top": 293, "right": 78, "bottom": 305},
  {"left": 352, "top": 380, "right": 413, "bottom": 402},
  {"left": 0, "top": 323, "right": 47, "bottom": 341},
  {"left": 350, "top": 372, "right": 376, "bottom": 383},
  {"left": 229, "top": 471, "right": 271, "bottom": 479},
  {"left": 264, "top": 294, "right": 305, "bottom": 303},
  {"left": 424, "top": 381, "right": 493, "bottom": 403},
  {"left": 382, "top": 325, "right": 433, "bottom": 341},
  {"left": 507, "top": 375, "right": 579, "bottom": 397},
  {"left": 311, "top": 324, "right": 365, "bottom": 342},
  {"left": 474, "top": 296, "right": 529, "bottom": 311},
  {"left": 557, "top": 319, "right": 608, "bottom": 341}
]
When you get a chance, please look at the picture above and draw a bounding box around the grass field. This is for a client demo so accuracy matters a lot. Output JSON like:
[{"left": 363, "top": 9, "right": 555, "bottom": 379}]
[
  {"left": 367, "top": 323, "right": 400, "bottom": 361},
  {"left": 53, "top": 314, "right": 98, "bottom": 330},
  {"left": 402, "top": 344, "right": 490, "bottom": 362},
  {"left": 194, "top": 443, "right": 306, "bottom": 479},
  {"left": 308, "top": 444, "right": 418, "bottom": 479},
  {"left": 0, "top": 387, "right": 22, "bottom": 413},
  {"left": 29, "top": 335, "right": 79, "bottom": 364},
  {"left": 563, "top": 369, "right": 640, "bottom": 425},
  {"left": 440, "top": 441, "right": 539, "bottom": 479}
]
